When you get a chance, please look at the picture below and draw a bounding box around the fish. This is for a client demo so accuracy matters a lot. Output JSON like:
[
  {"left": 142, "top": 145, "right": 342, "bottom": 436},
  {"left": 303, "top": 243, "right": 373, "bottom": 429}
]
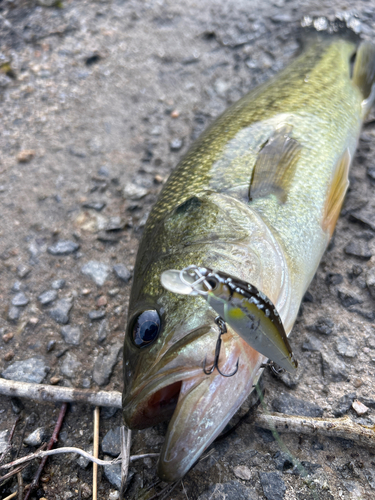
[{"left": 122, "top": 30, "right": 375, "bottom": 482}]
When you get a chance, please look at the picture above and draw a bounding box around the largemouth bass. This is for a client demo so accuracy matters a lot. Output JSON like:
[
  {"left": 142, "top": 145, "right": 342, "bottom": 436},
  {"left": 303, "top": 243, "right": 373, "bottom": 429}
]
[{"left": 122, "top": 31, "right": 375, "bottom": 482}]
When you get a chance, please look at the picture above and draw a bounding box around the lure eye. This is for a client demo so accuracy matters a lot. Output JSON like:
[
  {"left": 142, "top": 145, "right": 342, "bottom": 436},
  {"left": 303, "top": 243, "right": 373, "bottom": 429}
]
[
  {"left": 132, "top": 310, "right": 161, "bottom": 348},
  {"left": 205, "top": 277, "right": 218, "bottom": 291}
]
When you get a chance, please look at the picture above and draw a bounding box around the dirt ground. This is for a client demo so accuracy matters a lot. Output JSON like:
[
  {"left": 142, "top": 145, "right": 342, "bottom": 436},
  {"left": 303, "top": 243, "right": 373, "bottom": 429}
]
[{"left": 0, "top": 0, "right": 375, "bottom": 499}]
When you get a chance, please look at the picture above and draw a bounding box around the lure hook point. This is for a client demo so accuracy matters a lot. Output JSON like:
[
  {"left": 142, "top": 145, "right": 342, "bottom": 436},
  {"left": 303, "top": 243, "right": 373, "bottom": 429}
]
[{"left": 203, "top": 316, "right": 239, "bottom": 378}]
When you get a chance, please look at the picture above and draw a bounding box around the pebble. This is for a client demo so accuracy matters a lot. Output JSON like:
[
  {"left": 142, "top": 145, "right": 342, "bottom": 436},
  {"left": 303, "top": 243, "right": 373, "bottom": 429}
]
[
  {"left": 336, "top": 337, "right": 357, "bottom": 358},
  {"left": 272, "top": 394, "right": 323, "bottom": 417},
  {"left": 321, "top": 351, "right": 347, "bottom": 382},
  {"left": 17, "top": 149, "right": 35, "bottom": 163},
  {"left": 337, "top": 287, "right": 363, "bottom": 308},
  {"left": 273, "top": 451, "right": 293, "bottom": 471},
  {"left": 365, "top": 470, "right": 375, "bottom": 490},
  {"left": 197, "top": 481, "right": 255, "bottom": 500},
  {"left": 82, "top": 201, "right": 106, "bottom": 211},
  {"left": 170, "top": 138, "right": 183, "bottom": 151},
  {"left": 344, "top": 239, "right": 372, "bottom": 260},
  {"left": 333, "top": 393, "right": 356, "bottom": 417},
  {"left": 2, "top": 332, "right": 14, "bottom": 343},
  {"left": 0, "top": 429, "right": 10, "bottom": 454},
  {"left": 302, "top": 335, "right": 322, "bottom": 351},
  {"left": 8, "top": 306, "right": 21, "bottom": 321},
  {"left": 101, "top": 407, "right": 118, "bottom": 419},
  {"left": 49, "top": 298, "right": 73, "bottom": 324},
  {"left": 11, "top": 397, "right": 24, "bottom": 414},
  {"left": 325, "top": 272, "right": 343, "bottom": 286},
  {"left": 38, "top": 289, "right": 58, "bottom": 305},
  {"left": 47, "top": 340, "right": 56, "bottom": 352},
  {"left": 11, "top": 281, "right": 22, "bottom": 292},
  {"left": 278, "top": 364, "right": 304, "bottom": 389},
  {"left": 47, "top": 240, "right": 80, "bottom": 256},
  {"left": 113, "top": 264, "right": 132, "bottom": 283},
  {"left": 102, "top": 427, "right": 121, "bottom": 456},
  {"left": 352, "top": 400, "right": 369, "bottom": 415},
  {"left": 12, "top": 292, "right": 29, "bottom": 307},
  {"left": 105, "top": 216, "right": 124, "bottom": 231},
  {"left": 60, "top": 325, "right": 82, "bottom": 345},
  {"left": 4, "top": 351, "right": 14, "bottom": 361},
  {"left": 77, "top": 445, "right": 93, "bottom": 469},
  {"left": 103, "top": 456, "right": 134, "bottom": 491},
  {"left": 259, "top": 472, "right": 286, "bottom": 500},
  {"left": 96, "top": 295, "right": 107, "bottom": 307},
  {"left": 367, "top": 166, "right": 375, "bottom": 182},
  {"left": 24, "top": 427, "right": 47, "bottom": 446},
  {"left": 97, "top": 319, "right": 108, "bottom": 343},
  {"left": 88, "top": 310, "right": 106, "bottom": 320},
  {"left": 16, "top": 264, "right": 31, "bottom": 278},
  {"left": 233, "top": 465, "right": 251, "bottom": 480},
  {"left": 50, "top": 376, "right": 61, "bottom": 385},
  {"left": 60, "top": 352, "right": 81, "bottom": 378},
  {"left": 306, "top": 317, "right": 334, "bottom": 335},
  {"left": 1, "top": 356, "right": 49, "bottom": 383},
  {"left": 92, "top": 343, "right": 122, "bottom": 386},
  {"left": 366, "top": 267, "right": 375, "bottom": 299},
  {"left": 123, "top": 182, "right": 148, "bottom": 200},
  {"left": 52, "top": 279, "right": 66, "bottom": 290},
  {"left": 81, "top": 261, "right": 110, "bottom": 286}
]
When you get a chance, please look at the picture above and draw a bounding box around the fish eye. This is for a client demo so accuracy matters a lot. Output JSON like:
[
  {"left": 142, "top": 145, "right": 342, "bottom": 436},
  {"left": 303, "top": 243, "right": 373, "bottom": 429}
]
[{"left": 132, "top": 310, "right": 161, "bottom": 348}]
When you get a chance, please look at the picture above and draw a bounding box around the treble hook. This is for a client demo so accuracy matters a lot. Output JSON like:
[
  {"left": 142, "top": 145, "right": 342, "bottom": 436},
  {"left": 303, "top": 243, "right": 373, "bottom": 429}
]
[{"left": 203, "top": 316, "right": 240, "bottom": 377}]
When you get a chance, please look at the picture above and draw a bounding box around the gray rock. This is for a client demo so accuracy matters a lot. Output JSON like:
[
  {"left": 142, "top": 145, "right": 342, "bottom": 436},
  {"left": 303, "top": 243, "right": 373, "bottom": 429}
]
[
  {"left": 103, "top": 456, "right": 134, "bottom": 490},
  {"left": 366, "top": 267, "right": 375, "bottom": 299},
  {"left": 364, "top": 469, "right": 375, "bottom": 490},
  {"left": 47, "top": 340, "right": 56, "bottom": 352},
  {"left": 82, "top": 201, "right": 106, "bottom": 211},
  {"left": 8, "top": 306, "right": 21, "bottom": 321},
  {"left": 51, "top": 279, "right": 66, "bottom": 290},
  {"left": 337, "top": 287, "right": 363, "bottom": 308},
  {"left": 272, "top": 394, "right": 323, "bottom": 417},
  {"left": 16, "top": 264, "right": 31, "bottom": 278},
  {"left": 77, "top": 445, "right": 93, "bottom": 469},
  {"left": 198, "top": 480, "right": 256, "bottom": 500},
  {"left": 259, "top": 472, "right": 286, "bottom": 500},
  {"left": 47, "top": 240, "right": 80, "bottom": 256},
  {"left": 170, "top": 138, "right": 183, "bottom": 151},
  {"left": 302, "top": 335, "right": 322, "bottom": 351},
  {"left": 333, "top": 393, "right": 356, "bottom": 417},
  {"left": 24, "top": 427, "right": 48, "bottom": 446},
  {"left": 11, "top": 281, "right": 22, "bottom": 292},
  {"left": 88, "top": 310, "right": 106, "bottom": 320},
  {"left": 321, "top": 351, "right": 347, "bottom": 382},
  {"left": 325, "top": 273, "right": 343, "bottom": 286},
  {"left": 11, "top": 397, "right": 24, "bottom": 414},
  {"left": 49, "top": 298, "right": 73, "bottom": 324},
  {"left": 278, "top": 364, "right": 304, "bottom": 389},
  {"left": 12, "top": 292, "right": 29, "bottom": 307},
  {"left": 1, "top": 356, "right": 49, "bottom": 383},
  {"left": 0, "top": 429, "right": 10, "bottom": 454},
  {"left": 60, "top": 352, "right": 81, "bottom": 378},
  {"left": 81, "top": 261, "right": 110, "bottom": 286},
  {"left": 60, "top": 325, "right": 82, "bottom": 345},
  {"left": 273, "top": 451, "right": 293, "bottom": 471},
  {"left": 105, "top": 216, "right": 124, "bottom": 231},
  {"left": 336, "top": 337, "right": 357, "bottom": 358},
  {"left": 344, "top": 239, "right": 372, "bottom": 260},
  {"left": 306, "top": 317, "right": 334, "bottom": 335},
  {"left": 38, "top": 289, "right": 58, "bottom": 305},
  {"left": 113, "top": 264, "right": 132, "bottom": 283},
  {"left": 101, "top": 406, "right": 118, "bottom": 419},
  {"left": 93, "top": 343, "right": 122, "bottom": 386},
  {"left": 123, "top": 182, "right": 148, "bottom": 200},
  {"left": 97, "top": 320, "right": 108, "bottom": 343},
  {"left": 102, "top": 427, "right": 121, "bottom": 457}
]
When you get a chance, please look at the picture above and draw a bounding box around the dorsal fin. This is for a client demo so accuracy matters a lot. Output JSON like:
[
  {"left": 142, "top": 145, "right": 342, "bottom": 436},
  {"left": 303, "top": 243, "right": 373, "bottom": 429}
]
[
  {"left": 352, "top": 41, "right": 375, "bottom": 117},
  {"left": 322, "top": 148, "right": 351, "bottom": 237},
  {"left": 249, "top": 124, "right": 302, "bottom": 203}
]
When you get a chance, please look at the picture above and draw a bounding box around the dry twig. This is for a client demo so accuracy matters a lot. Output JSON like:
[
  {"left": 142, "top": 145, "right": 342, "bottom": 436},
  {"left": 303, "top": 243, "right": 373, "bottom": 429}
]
[{"left": 93, "top": 407, "right": 100, "bottom": 500}]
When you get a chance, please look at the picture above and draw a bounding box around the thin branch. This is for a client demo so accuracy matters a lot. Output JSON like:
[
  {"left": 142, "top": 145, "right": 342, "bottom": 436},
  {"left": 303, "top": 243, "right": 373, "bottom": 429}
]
[
  {"left": 256, "top": 411, "right": 375, "bottom": 447},
  {"left": 0, "top": 378, "right": 121, "bottom": 408},
  {"left": 0, "top": 417, "right": 20, "bottom": 465},
  {"left": 3, "top": 492, "right": 17, "bottom": 500},
  {"left": 93, "top": 407, "right": 100, "bottom": 500},
  {"left": 0, "top": 447, "right": 159, "bottom": 471}
]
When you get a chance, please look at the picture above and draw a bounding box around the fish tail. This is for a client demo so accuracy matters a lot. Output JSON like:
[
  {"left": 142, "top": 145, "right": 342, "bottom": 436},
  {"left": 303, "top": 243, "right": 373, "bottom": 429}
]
[{"left": 352, "top": 41, "right": 375, "bottom": 116}]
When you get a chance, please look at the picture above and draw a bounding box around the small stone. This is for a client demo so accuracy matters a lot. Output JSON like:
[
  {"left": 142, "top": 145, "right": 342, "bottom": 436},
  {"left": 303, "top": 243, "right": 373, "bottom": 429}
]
[
  {"left": 11, "top": 397, "right": 24, "bottom": 414},
  {"left": 52, "top": 279, "right": 66, "bottom": 290},
  {"left": 1, "top": 356, "right": 49, "bottom": 383},
  {"left": 102, "top": 427, "right": 121, "bottom": 456},
  {"left": 351, "top": 264, "right": 363, "bottom": 277},
  {"left": 352, "top": 400, "right": 369, "bottom": 415},
  {"left": 4, "top": 351, "right": 14, "bottom": 361},
  {"left": 81, "top": 261, "right": 110, "bottom": 286},
  {"left": 333, "top": 393, "right": 356, "bottom": 417},
  {"left": 197, "top": 480, "right": 255, "bottom": 500},
  {"left": 123, "top": 183, "right": 148, "bottom": 200},
  {"left": 77, "top": 446, "right": 93, "bottom": 468},
  {"left": 60, "top": 325, "right": 82, "bottom": 345},
  {"left": 337, "top": 287, "right": 363, "bottom": 308},
  {"left": 17, "top": 264, "right": 31, "bottom": 278},
  {"left": 273, "top": 451, "right": 294, "bottom": 471},
  {"left": 336, "top": 337, "right": 357, "bottom": 358},
  {"left": 97, "top": 295, "right": 107, "bottom": 307},
  {"left": 105, "top": 217, "right": 124, "bottom": 231},
  {"left": 88, "top": 310, "right": 106, "bottom": 320},
  {"left": 278, "top": 363, "right": 305, "bottom": 389},
  {"left": 47, "top": 340, "right": 56, "bottom": 352},
  {"left": 272, "top": 394, "right": 323, "bottom": 417},
  {"left": 108, "top": 288, "right": 119, "bottom": 296},
  {"left": 48, "top": 240, "right": 80, "bottom": 256},
  {"left": 366, "top": 267, "right": 375, "bottom": 299},
  {"left": 97, "top": 320, "right": 108, "bottom": 343},
  {"left": 28, "top": 317, "right": 39, "bottom": 325},
  {"left": 321, "top": 351, "right": 347, "bottom": 382},
  {"left": 11, "top": 281, "right": 22, "bottom": 292},
  {"left": 49, "top": 298, "right": 73, "bottom": 324},
  {"left": 92, "top": 343, "right": 122, "bottom": 386},
  {"left": 170, "top": 138, "right": 183, "bottom": 151},
  {"left": 17, "top": 149, "right": 35, "bottom": 163},
  {"left": 170, "top": 109, "right": 180, "bottom": 118},
  {"left": 101, "top": 407, "right": 118, "bottom": 419},
  {"left": 302, "top": 335, "right": 322, "bottom": 351},
  {"left": 306, "top": 317, "right": 334, "bottom": 335},
  {"left": 353, "top": 378, "right": 363, "bottom": 388},
  {"left": 82, "top": 201, "right": 106, "bottom": 211},
  {"left": 103, "top": 456, "right": 134, "bottom": 490},
  {"left": 60, "top": 352, "right": 81, "bottom": 378},
  {"left": 97, "top": 231, "right": 122, "bottom": 243},
  {"left": 12, "top": 292, "right": 29, "bottom": 307},
  {"left": 0, "top": 429, "right": 10, "bottom": 454},
  {"left": 38, "top": 289, "right": 58, "bottom": 305},
  {"left": 113, "top": 264, "right": 132, "bottom": 283},
  {"left": 259, "top": 472, "right": 286, "bottom": 500},
  {"left": 24, "top": 427, "right": 48, "bottom": 446},
  {"left": 325, "top": 273, "right": 343, "bottom": 286},
  {"left": 81, "top": 377, "right": 91, "bottom": 388},
  {"left": 2, "top": 332, "right": 14, "bottom": 343},
  {"left": 50, "top": 376, "right": 61, "bottom": 385},
  {"left": 344, "top": 239, "right": 372, "bottom": 260},
  {"left": 233, "top": 465, "right": 251, "bottom": 480},
  {"left": 8, "top": 306, "right": 20, "bottom": 321}
]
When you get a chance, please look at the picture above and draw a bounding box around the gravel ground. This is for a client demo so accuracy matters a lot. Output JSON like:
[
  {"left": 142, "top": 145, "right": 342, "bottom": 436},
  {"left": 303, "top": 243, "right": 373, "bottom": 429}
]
[{"left": 0, "top": 0, "right": 375, "bottom": 499}]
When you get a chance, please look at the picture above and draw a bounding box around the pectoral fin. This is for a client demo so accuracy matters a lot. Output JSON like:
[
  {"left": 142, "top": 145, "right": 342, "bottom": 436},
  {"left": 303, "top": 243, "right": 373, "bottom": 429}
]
[{"left": 249, "top": 124, "right": 302, "bottom": 203}]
